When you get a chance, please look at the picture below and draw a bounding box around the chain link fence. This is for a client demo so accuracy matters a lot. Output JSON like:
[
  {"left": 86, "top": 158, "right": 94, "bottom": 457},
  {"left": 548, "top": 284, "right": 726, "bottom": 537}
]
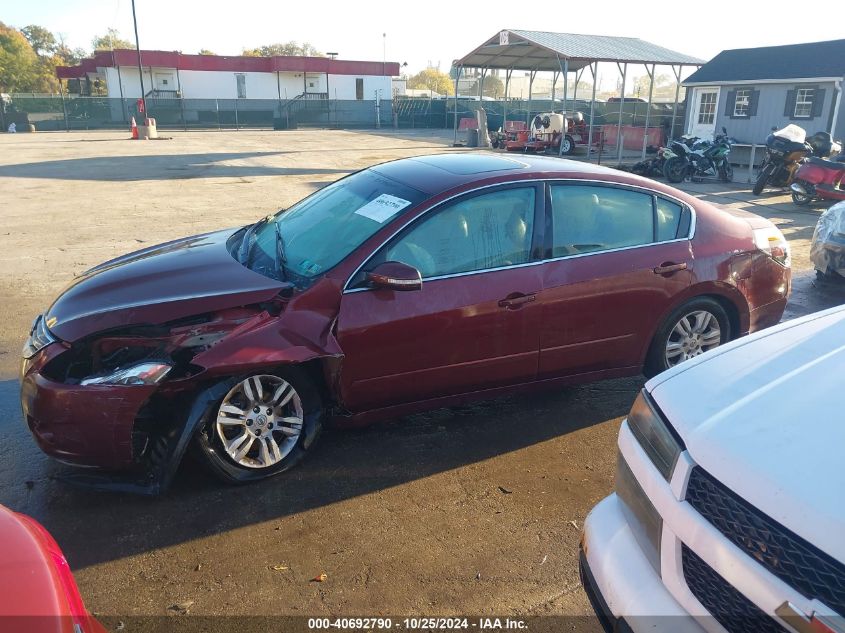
[{"left": 2, "top": 94, "right": 686, "bottom": 139}]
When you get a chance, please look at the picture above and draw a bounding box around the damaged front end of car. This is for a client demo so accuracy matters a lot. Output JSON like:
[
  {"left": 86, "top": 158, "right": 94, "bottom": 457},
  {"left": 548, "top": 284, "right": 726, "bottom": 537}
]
[{"left": 21, "top": 299, "right": 326, "bottom": 495}]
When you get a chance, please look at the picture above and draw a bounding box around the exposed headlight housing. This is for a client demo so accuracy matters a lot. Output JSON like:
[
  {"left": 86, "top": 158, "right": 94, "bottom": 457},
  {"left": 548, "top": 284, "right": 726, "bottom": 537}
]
[
  {"left": 627, "top": 390, "right": 684, "bottom": 482},
  {"left": 616, "top": 451, "right": 663, "bottom": 575},
  {"left": 80, "top": 362, "right": 172, "bottom": 386},
  {"left": 22, "top": 315, "right": 56, "bottom": 359},
  {"left": 753, "top": 226, "right": 791, "bottom": 268}
]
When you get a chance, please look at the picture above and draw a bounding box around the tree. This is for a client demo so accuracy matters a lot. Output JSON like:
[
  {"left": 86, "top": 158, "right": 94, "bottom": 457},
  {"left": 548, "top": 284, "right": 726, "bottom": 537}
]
[
  {"left": 468, "top": 75, "right": 504, "bottom": 98},
  {"left": 21, "top": 25, "right": 56, "bottom": 57},
  {"left": 242, "top": 41, "right": 322, "bottom": 57},
  {"left": 92, "top": 28, "right": 132, "bottom": 51},
  {"left": 0, "top": 22, "right": 40, "bottom": 92},
  {"left": 198, "top": 49, "right": 215, "bottom": 55},
  {"left": 54, "top": 43, "right": 86, "bottom": 66},
  {"left": 407, "top": 68, "right": 454, "bottom": 96}
]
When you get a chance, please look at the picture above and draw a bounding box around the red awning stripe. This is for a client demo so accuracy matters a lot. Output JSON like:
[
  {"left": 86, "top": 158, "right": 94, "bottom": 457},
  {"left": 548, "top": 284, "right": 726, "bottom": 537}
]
[{"left": 56, "top": 50, "right": 399, "bottom": 79}]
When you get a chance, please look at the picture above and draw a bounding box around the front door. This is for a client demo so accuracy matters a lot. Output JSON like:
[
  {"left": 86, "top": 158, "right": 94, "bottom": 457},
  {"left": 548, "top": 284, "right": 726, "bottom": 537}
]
[
  {"left": 154, "top": 72, "right": 175, "bottom": 93},
  {"left": 336, "top": 185, "right": 544, "bottom": 412},
  {"left": 538, "top": 183, "right": 693, "bottom": 378},
  {"left": 689, "top": 87, "right": 719, "bottom": 139}
]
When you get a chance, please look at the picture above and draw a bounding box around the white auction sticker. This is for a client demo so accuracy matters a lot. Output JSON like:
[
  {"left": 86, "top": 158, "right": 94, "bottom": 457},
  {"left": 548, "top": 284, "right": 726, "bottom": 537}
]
[{"left": 354, "top": 194, "right": 412, "bottom": 223}]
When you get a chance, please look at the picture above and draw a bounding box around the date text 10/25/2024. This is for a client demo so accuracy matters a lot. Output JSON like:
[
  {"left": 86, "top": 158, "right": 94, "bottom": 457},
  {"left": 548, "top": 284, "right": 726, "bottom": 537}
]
[{"left": 308, "top": 618, "right": 528, "bottom": 630}]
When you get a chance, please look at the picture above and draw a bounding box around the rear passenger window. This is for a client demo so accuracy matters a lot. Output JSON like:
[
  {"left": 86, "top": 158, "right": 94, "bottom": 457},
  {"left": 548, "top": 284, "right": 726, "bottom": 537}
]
[
  {"left": 550, "top": 185, "right": 654, "bottom": 257},
  {"left": 656, "top": 198, "right": 688, "bottom": 241}
]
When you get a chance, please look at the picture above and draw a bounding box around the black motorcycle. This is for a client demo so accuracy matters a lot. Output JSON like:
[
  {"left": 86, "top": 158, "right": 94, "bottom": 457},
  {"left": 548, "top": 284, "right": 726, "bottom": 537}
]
[{"left": 663, "top": 128, "right": 733, "bottom": 183}]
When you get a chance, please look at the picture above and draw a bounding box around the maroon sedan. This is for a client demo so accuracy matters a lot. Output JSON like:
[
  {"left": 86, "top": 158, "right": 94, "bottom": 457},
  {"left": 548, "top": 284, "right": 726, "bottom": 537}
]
[{"left": 21, "top": 154, "right": 790, "bottom": 490}]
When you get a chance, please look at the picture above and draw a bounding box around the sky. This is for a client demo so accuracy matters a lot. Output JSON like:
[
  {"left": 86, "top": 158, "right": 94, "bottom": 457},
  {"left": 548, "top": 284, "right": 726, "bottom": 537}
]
[{"left": 4, "top": 0, "right": 844, "bottom": 87}]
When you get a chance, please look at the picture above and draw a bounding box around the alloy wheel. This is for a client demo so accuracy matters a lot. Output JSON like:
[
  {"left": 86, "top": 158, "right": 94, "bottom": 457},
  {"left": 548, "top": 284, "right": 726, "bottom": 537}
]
[
  {"left": 664, "top": 310, "right": 722, "bottom": 367},
  {"left": 215, "top": 375, "right": 304, "bottom": 469}
]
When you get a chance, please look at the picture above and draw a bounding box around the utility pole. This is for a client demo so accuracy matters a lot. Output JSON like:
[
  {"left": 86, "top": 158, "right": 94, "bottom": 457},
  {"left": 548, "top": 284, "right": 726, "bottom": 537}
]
[{"left": 131, "top": 0, "right": 147, "bottom": 115}]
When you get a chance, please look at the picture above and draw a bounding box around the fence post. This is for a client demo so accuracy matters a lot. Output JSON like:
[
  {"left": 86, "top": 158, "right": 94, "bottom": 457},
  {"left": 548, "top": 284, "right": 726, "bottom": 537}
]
[
  {"left": 215, "top": 99, "right": 220, "bottom": 130},
  {"left": 748, "top": 144, "right": 757, "bottom": 184},
  {"left": 60, "top": 90, "right": 69, "bottom": 131},
  {"left": 234, "top": 99, "right": 239, "bottom": 130}
]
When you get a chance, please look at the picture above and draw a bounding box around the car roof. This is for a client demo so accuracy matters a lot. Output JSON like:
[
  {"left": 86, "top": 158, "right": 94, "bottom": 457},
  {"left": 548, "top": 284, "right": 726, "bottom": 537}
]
[{"left": 370, "top": 152, "right": 628, "bottom": 196}]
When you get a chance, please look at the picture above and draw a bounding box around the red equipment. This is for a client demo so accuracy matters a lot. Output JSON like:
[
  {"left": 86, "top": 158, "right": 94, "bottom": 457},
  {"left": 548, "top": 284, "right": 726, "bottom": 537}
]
[{"left": 791, "top": 156, "right": 845, "bottom": 206}]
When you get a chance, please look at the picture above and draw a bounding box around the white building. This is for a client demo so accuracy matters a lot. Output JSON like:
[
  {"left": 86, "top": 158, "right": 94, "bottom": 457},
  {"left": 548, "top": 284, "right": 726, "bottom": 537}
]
[{"left": 57, "top": 49, "right": 398, "bottom": 102}]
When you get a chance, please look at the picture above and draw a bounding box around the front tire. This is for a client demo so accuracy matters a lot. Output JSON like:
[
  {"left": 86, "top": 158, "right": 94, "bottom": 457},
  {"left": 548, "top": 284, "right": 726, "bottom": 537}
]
[
  {"left": 663, "top": 157, "right": 687, "bottom": 183},
  {"left": 645, "top": 298, "right": 731, "bottom": 377},
  {"left": 195, "top": 367, "right": 323, "bottom": 483},
  {"left": 791, "top": 181, "right": 812, "bottom": 206},
  {"left": 753, "top": 163, "right": 774, "bottom": 195},
  {"left": 719, "top": 162, "right": 734, "bottom": 182}
]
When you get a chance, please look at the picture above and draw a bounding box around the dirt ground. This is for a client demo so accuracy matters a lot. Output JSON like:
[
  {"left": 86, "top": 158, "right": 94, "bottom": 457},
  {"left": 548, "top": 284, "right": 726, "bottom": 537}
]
[{"left": 1, "top": 129, "right": 843, "bottom": 628}]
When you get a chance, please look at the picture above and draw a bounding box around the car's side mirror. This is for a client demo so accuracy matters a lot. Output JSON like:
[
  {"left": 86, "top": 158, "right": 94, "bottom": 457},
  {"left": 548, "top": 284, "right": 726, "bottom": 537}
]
[{"left": 365, "top": 261, "right": 422, "bottom": 292}]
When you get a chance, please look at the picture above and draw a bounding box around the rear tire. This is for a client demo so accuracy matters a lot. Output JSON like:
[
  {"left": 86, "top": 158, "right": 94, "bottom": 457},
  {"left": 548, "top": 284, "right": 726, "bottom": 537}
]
[
  {"left": 663, "top": 157, "right": 687, "bottom": 183},
  {"left": 644, "top": 298, "right": 731, "bottom": 378},
  {"left": 195, "top": 366, "right": 323, "bottom": 484},
  {"left": 561, "top": 135, "right": 575, "bottom": 155},
  {"left": 753, "top": 164, "right": 774, "bottom": 195}
]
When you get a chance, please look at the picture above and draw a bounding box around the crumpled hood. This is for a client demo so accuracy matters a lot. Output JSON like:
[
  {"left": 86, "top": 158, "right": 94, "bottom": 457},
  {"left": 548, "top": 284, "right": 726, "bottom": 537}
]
[
  {"left": 647, "top": 306, "right": 845, "bottom": 563},
  {"left": 46, "top": 229, "right": 288, "bottom": 341}
]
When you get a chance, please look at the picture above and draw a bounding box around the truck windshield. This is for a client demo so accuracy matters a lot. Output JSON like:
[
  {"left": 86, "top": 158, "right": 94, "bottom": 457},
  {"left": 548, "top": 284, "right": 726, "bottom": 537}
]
[{"left": 241, "top": 169, "right": 426, "bottom": 286}]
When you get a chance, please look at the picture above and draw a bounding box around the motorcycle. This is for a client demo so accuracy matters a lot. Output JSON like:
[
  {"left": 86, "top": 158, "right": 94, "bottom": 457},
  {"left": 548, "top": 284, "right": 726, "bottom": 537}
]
[
  {"left": 752, "top": 125, "right": 838, "bottom": 195},
  {"left": 790, "top": 151, "right": 845, "bottom": 206},
  {"left": 663, "top": 128, "right": 734, "bottom": 183},
  {"left": 631, "top": 146, "right": 669, "bottom": 178}
]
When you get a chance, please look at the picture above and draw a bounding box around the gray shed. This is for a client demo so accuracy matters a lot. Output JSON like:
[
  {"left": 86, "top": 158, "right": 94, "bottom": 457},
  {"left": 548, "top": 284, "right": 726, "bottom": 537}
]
[{"left": 683, "top": 39, "right": 845, "bottom": 145}]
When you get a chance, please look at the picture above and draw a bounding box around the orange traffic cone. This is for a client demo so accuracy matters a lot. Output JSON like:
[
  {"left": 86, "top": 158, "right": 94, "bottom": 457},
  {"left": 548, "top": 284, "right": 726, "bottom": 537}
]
[{"left": 130, "top": 116, "right": 138, "bottom": 140}]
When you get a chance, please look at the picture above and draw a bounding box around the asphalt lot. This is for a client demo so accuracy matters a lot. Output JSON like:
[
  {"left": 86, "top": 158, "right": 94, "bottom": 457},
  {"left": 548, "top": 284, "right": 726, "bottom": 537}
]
[{"left": 1, "top": 128, "right": 844, "bottom": 626}]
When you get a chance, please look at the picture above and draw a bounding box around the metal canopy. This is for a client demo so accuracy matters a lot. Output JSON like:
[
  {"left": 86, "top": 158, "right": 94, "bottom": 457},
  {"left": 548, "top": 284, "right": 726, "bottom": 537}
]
[{"left": 456, "top": 29, "right": 704, "bottom": 72}]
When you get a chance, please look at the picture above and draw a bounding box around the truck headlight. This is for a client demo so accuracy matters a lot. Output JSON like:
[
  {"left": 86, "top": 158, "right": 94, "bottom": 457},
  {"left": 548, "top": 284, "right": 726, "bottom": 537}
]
[
  {"left": 627, "top": 390, "right": 683, "bottom": 481},
  {"left": 22, "top": 315, "right": 56, "bottom": 359},
  {"left": 81, "top": 362, "right": 172, "bottom": 386},
  {"left": 617, "top": 451, "right": 663, "bottom": 575}
]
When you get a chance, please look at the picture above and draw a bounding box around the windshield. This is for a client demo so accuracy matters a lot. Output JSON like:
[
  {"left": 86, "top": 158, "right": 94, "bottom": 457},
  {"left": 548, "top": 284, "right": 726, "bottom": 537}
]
[{"left": 242, "top": 169, "right": 426, "bottom": 286}]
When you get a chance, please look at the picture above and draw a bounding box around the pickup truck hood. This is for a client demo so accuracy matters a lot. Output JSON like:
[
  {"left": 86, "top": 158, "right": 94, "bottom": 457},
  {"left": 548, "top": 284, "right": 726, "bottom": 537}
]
[
  {"left": 647, "top": 306, "right": 845, "bottom": 563},
  {"left": 46, "top": 229, "right": 288, "bottom": 341}
]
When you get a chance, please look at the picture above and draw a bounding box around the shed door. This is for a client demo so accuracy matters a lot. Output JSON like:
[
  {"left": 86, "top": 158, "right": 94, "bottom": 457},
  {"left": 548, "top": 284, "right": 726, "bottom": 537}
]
[{"left": 689, "top": 88, "right": 719, "bottom": 139}]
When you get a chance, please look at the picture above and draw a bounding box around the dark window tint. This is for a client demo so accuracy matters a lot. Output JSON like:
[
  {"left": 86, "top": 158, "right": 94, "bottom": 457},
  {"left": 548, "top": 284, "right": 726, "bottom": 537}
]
[
  {"left": 356, "top": 78, "right": 364, "bottom": 100},
  {"left": 384, "top": 187, "right": 536, "bottom": 278},
  {"left": 550, "top": 185, "right": 654, "bottom": 257}
]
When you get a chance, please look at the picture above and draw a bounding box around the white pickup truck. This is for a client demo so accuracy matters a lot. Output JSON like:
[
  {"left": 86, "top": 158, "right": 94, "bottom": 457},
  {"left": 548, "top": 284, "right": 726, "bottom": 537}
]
[{"left": 581, "top": 305, "right": 845, "bottom": 633}]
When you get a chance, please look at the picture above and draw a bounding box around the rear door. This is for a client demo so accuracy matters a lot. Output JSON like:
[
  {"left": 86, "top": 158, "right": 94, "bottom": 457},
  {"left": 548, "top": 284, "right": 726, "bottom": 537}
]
[
  {"left": 538, "top": 182, "right": 694, "bottom": 378},
  {"left": 336, "top": 184, "right": 544, "bottom": 412}
]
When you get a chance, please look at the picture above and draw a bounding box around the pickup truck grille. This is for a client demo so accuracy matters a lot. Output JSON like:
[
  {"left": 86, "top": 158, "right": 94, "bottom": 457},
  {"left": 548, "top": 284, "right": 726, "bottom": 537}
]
[
  {"left": 686, "top": 466, "right": 845, "bottom": 616},
  {"left": 682, "top": 545, "right": 786, "bottom": 633}
]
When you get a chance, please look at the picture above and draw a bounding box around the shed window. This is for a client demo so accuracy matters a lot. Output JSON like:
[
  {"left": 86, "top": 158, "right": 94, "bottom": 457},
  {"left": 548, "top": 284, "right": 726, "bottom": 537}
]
[
  {"left": 698, "top": 92, "right": 717, "bottom": 125},
  {"left": 733, "top": 89, "right": 751, "bottom": 117},
  {"left": 355, "top": 78, "right": 364, "bottom": 100},
  {"left": 794, "top": 89, "right": 813, "bottom": 118},
  {"left": 236, "top": 74, "right": 246, "bottom": 99}
]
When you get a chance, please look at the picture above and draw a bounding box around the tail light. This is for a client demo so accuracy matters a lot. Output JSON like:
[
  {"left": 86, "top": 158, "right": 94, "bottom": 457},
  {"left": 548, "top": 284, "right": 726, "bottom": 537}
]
[{"left": 753, "top": 226, "right": 791, "bottom": 267}]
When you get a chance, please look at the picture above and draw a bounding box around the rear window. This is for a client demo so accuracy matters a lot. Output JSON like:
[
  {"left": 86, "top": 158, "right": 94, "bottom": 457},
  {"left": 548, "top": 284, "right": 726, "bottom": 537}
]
[{"left": 550, "top": 185, "right": 654, "bottom": 257}]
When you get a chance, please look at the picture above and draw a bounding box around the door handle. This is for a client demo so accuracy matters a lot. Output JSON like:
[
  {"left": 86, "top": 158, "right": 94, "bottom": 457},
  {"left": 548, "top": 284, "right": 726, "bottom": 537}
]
[
  {"left": 653, "top": 262, "right": 688, "bottom": 275},
  {"left": 498, "top": 293, "right": 536, "bottom": 309}
]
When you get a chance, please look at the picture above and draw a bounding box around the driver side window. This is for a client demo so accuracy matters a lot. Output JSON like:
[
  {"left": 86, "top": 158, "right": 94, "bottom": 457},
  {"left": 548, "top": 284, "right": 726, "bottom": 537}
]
[{"left": 382, "top": 187, "right": 536, "bottom": 279}]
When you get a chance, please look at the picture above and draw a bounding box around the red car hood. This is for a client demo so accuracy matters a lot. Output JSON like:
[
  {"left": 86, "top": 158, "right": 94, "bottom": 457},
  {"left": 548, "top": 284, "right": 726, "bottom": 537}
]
[{"left": 46, "top": 229, "right": 289, "bottom": 341}]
